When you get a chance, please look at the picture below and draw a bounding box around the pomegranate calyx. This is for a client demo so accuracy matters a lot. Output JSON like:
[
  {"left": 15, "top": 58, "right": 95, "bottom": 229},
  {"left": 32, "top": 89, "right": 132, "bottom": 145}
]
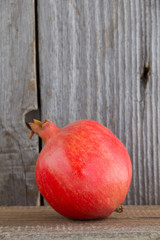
[{"left": 29, "top": 119, "right": 59, "bottom": 142}]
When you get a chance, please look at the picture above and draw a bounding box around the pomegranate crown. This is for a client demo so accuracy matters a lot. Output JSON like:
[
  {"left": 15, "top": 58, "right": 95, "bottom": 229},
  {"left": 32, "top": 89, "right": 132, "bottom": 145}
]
[{"left": 29, "top": 119, "right": 59, "bottom": 142}]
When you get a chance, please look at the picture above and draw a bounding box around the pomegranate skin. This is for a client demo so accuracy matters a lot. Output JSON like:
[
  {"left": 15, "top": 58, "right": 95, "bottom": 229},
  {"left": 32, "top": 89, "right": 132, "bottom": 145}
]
[{"left": 30, "top": 119, "right": 132, "bottom": 220}]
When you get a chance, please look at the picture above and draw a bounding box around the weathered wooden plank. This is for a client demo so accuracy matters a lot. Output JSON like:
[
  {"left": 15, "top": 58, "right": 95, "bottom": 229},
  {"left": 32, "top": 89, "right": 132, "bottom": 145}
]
[
  {"left": 37, "top": 0, "right": 160, "bottom": 205},
  {"left": 0, "top": 0, "right": 39, "bottom": 205},
  {"left": 0, "top": 206, "right": 160, "bottom": 240}
]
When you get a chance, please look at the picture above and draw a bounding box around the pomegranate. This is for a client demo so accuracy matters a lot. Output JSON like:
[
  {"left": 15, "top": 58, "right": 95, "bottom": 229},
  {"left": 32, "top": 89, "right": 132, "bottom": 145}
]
[{"left": 29, "top": 119, "right": 132, "bottom": 220}]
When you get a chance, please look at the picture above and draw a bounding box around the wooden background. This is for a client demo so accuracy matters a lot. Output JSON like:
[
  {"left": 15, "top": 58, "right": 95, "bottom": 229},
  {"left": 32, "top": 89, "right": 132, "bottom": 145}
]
[{"left": 0, "top": 0, "right": 160, "bottom": 206}]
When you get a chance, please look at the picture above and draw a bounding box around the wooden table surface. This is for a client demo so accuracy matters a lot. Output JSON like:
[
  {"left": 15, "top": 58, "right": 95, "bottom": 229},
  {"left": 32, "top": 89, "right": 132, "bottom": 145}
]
[{"left": 0, "top": 206, "right": 160, "bottom": 240}]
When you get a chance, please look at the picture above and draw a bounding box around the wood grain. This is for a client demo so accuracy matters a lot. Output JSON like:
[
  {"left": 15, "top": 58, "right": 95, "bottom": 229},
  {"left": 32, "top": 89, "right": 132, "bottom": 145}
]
[
  {"left": 0, "top": 206, "right": 160, "bottom": 239},
  {"left": 37, "top": 0, "right": 160, "bottom": 205},
  {"left": 0, "top": 0, "right": 39, "bottom": 205}
]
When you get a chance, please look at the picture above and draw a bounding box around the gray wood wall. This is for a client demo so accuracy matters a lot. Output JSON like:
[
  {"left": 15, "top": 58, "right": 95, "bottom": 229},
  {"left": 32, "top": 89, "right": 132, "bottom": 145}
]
[{"left": 0, "top": 0, "right": 160, "bottom": 206}]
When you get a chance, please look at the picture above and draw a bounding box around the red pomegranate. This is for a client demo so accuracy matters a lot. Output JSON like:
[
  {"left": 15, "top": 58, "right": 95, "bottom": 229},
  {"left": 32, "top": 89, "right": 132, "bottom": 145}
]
[{"left": 29, "top": 119, "right": 132, "bottom": 220}]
